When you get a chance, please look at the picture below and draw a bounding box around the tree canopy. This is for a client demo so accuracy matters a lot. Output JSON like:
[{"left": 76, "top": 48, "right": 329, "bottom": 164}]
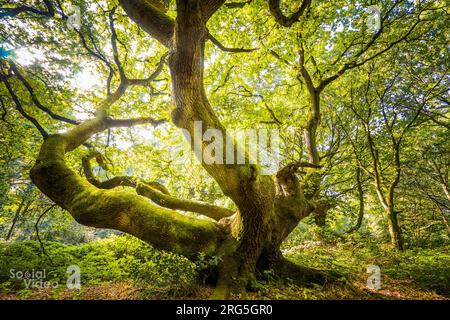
[{"left": 0, "top": 0, "right": 448, "bottom": 299}]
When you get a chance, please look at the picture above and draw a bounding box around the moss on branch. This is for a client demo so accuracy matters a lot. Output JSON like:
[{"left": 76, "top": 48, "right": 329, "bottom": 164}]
[{"left": 30, "top": 116, "right": 227, "bottom": 258}]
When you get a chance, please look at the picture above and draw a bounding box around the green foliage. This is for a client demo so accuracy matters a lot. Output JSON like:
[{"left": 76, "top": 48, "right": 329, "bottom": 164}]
[{"left": 0, "top": 235, "right": 198, "bottom": 293}]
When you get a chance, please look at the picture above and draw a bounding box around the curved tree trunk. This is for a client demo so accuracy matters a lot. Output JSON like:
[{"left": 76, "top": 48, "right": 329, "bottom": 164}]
[{"left": 28, "top": 0, "right": 336, "bottom": 299}]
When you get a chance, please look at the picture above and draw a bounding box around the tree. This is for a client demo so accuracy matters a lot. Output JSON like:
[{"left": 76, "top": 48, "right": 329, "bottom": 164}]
[{"left": 0, "top": 0, "right": 448, "bottom": 298}]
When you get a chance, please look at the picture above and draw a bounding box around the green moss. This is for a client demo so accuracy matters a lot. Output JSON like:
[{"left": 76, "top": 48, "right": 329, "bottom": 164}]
[{"left": 31, "top": 134, "right": 226, "bottom": 260}]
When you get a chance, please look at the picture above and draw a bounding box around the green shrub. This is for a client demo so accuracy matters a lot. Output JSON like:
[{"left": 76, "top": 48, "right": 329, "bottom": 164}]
[{"left": 0, "top": 235, "right": 198, "bottom": 292}]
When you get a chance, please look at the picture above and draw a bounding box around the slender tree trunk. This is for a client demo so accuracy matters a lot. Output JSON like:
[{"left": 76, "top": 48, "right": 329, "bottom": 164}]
[
  {"left": 439, "top": 211, "right": 450, "bottom": 236},
  {"left": 347, "top": 165, "right": 365, "bottom": 233},
  {"left": 386, "top": 143, "right": 404, "bottom": 251},
  {"left": 374, "top": 186, "right": 403, "bottom": 251},
  {"left": 375, "top": 187, "right": 403, "bottom": 251},
  {"left": 29, "top": 0, "right": 338, "bottom": 299},
  {"left": 441, "top": 183, "right": 450, "bottom": 203},
  {"left": 366, "top": 122, "right": 404, "bottom": 251},
  {"left": 6, "top": 196, "right": 26, "bottom": 240},
  {"left": 434, "top": 204, "right": 450, "bottom": 236}
]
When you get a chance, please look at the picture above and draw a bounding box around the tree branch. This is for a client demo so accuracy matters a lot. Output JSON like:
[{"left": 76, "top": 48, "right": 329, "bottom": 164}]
[
  {"left": 81, "top": 149, "right": 234, "bottom": 222},
  {"left": 268, "top": 0, "right": 311, "bottom": 27},
  {"left": 225, "top": 0, "right": 253, "bottom": 9},
  {"left": 127, "top": 53, "right": 168, "bottom": 87},
  {"left": 0, "top": 68, "right": 48, "bottom": 138},
  {"left": 317, "top": 9, "right": 423, "bottom": 92},
  {"left": 9, "top": 61, "right": 79, "bottom": 125},
  {"left": 119, "top": 0, "right": 174, "bottom": 48},
  {"left": 0, "top": 0, "right": 54, "bottom": 19},
  {"left": 105, "top": 116, "right": 167, "bottom": 128},
  {"left": 136, "top": 182, "right": 235, "bottom": 221},
  {"left": 202, "top": 0, "right": 226, "bottom": 21},
  {"left": 109, "top": 7, "right": 127, "bottom": 83},
  {"left": 35, "top": 204, "right": 56, "bottom": 264},
  {"left": 31, "top": 112, "right": 226, "bottom": 258}
]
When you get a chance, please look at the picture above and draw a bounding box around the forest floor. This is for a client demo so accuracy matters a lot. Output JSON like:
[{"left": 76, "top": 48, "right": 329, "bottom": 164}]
[
  {"left": 0, "top": 237, "right": 449, "bottom": 300},
  {"left": 0, "top": 277, "right": 445, "bottom": 300}
]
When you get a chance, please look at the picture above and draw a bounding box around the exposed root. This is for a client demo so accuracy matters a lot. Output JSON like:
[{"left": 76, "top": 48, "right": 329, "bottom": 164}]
[{"left": 265, "top": 258, "right": 342, "bottom": 288}]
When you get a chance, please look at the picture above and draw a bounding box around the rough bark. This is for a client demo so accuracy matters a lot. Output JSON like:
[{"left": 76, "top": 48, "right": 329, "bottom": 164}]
[
  {"left": 386, "top": 206, "right": 403, "bottom": 251},
  {"left": 6, "top": 196, "right": 30, "bottom": 241},
  {"left": 167, "top": 0, "right": 276, "bottom": 293},
  {"left": 26, "top": 0, "right": 337, "bottom": 299},
  {"left": 118, "top": 0, "right": 333, "bottom": 296}
]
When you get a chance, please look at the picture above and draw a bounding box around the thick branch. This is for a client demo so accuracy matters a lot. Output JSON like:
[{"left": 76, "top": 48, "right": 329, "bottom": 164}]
[
  {"left": 81, "top": 151, "right": 137, "bottom": 189},
  {"left": 80, "top": 150, "right": 233, "bottom": 221},
  {"left": 202, "top": 0, "right": 226, "bottom": 20},
  {"left": 105, "top": 117, "right": 166, "bottom": 128},
  {"left": 30, "top": 113, "right": 225, "bottom": 257}
]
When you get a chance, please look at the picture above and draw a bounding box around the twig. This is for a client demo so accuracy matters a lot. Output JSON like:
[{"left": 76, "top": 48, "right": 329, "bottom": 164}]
[{"left": 35, "top": 204, "right": 56, "bottom": 265}]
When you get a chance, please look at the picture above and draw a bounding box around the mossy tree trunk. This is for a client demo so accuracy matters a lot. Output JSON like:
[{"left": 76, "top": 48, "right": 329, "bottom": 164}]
[{"left": 29, "top": 0, "right": 333, "bottom": 298}]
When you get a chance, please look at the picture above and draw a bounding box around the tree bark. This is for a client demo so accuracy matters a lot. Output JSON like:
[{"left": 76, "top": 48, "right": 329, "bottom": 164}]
[
  {"left": 30, "top": 113, "right": 226, "bottom": 258},
  {"left": 165, "top": 0, "right": 276, "bottom": 293},
  {"left": 6, "top": 196, "right": 26, "bottom": 241},
  {"left": 28, "top": 0, "right": 336, "bottom": 299},
  {"left": 385, "top": 205, "right": 403, "bottom": 251},
  {"left": 366, "top": 121, "right": 404, "bottom": 251},
  {"left": 347, "top": 165, "right": 365, "bottom": 233}
]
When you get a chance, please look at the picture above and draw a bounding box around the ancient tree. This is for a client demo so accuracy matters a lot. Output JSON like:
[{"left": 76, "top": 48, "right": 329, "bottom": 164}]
[{"left": 0, "top": 0, "right": 442, "bottom": 297}]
